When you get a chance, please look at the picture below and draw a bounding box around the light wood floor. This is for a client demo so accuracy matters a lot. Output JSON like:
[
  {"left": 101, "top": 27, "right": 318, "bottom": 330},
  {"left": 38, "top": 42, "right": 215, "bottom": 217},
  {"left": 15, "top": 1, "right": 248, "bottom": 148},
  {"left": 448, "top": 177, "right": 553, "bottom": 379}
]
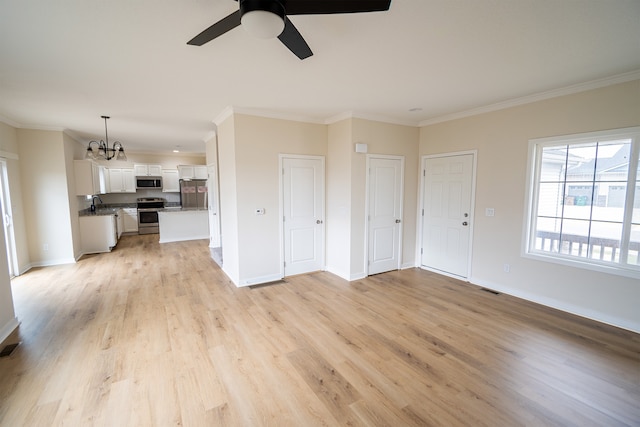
[{"left": 1, "top": 235, "right": 638, "bottom": 426}]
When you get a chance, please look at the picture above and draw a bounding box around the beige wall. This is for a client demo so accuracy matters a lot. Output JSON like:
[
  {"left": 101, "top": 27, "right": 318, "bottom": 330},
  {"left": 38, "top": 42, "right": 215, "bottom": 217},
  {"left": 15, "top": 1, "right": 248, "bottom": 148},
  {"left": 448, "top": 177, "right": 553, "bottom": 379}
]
[
  {"left": 233, "top": 114, "right": 327, "bottom": 285},
  {"left": 0, "top": 122, "right": 29, "bottom": 273},
  {"left": 419, "top": 79, "right": 640, "bottom": 332},
  {"left": 92, "top": 152, "right": 205, "bottom": 169},
  {"left": 17, "top": 129, "right": 75, "bottom": 266},
  {"left": 217, "top": 115, "right": 240, "bottom": 284},
  {"left": 351, "top": 119, "right": 420, "bottom": 276},
  {"left": 63, "top": 132, "right": 82, "bottom": 259}
]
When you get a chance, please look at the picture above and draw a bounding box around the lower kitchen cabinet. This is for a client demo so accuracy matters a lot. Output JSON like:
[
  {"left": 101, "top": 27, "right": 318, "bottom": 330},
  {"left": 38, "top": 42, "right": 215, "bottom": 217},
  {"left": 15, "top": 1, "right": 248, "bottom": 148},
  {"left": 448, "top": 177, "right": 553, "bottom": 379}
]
[
  {"left": 79, "top": 215, "right": 117, "bottom": 254},
  {"left": 122, "top": 208, "right": 138, "bottom": 232}
]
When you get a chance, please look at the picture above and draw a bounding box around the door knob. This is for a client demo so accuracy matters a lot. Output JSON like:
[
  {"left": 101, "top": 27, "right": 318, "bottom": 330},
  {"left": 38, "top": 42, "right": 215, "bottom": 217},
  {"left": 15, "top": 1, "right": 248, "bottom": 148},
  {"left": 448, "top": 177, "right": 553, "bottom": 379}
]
[
  {"left": 316, "top": 220, "right": 323, "bottom": 224},
  {"left": 462, "top": 221, "right": 468, "bottom": 226},
  {"left": 395, "top": 219, "right": 401, "bottom": 223}
]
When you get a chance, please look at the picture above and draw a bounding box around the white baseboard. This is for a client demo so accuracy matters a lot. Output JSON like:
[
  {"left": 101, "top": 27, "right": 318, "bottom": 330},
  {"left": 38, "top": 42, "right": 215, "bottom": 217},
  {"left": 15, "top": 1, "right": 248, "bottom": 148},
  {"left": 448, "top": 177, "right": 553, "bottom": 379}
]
[
  {"left": 0, "top": 317, "right": 20, "bottom": 345},
  {"left": 238, "top": 273, "right": 283, "bottom": 287},
  {"left": 28, "top": 258, "right": 77, "bottom": 269},
  {"left": 324, "top": 267, "right": 350, "bottom": 281},
  {"left": 469, "top": 276, "right": 640, "bottom": 334},
  {"left": 159, "top": 235, "right": 209, "bottom": 244}
]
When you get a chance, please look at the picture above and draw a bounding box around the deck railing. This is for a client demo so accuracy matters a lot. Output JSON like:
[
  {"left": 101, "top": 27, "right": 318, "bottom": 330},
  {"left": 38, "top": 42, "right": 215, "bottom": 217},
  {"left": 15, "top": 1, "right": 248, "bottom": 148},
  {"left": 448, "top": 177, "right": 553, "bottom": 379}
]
[{"left": 536, "top": 230, "right": 640, "bottom": 265}]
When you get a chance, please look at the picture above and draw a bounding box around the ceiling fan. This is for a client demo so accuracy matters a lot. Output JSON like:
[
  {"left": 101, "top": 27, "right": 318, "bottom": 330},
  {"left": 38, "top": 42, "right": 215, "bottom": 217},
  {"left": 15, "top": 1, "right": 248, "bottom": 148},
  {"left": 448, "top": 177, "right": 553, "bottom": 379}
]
[{"left": 187, "top": 0, "right": 392, "bottom": 60}]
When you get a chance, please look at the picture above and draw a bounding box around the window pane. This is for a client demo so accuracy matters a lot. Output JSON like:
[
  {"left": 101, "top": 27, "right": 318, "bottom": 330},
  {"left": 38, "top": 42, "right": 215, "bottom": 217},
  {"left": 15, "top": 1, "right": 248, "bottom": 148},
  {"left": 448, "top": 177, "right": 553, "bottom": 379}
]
[
  {"left": 590, "top": 221, "right": 623, "bottom": 263},
  {"left": 537, "top": 183, "right": 564, "bottom": 217},
  {"left": 564, "top": 188, "right": 593, "bottom": 219},
  {"left": 628, "top": 224, "right": 640, "bottom": 266},
  {"left": 559, "top": 219, "right": 590, "bottom": 257},
  {"left": 534, "top": 217, "right": 562, "bottom": 252},
  {"left": 566, "top": 143, "right": 597, "bottom": 182},
  {"left": 595, "top": 140, "right": 631, "bottom": 176},
  {"left": 540, "top": 146, "right": 568, "bottom": 182},
  {"left": 592, "top": 202, "right": 625, "bottom": 223}
]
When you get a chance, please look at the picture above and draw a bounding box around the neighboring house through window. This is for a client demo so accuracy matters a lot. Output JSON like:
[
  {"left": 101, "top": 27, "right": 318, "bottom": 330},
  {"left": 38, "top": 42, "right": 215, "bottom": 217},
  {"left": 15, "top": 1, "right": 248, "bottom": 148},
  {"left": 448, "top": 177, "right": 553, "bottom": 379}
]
[{"left": 525, "top": 127, "right": 640, "bottom": 278}]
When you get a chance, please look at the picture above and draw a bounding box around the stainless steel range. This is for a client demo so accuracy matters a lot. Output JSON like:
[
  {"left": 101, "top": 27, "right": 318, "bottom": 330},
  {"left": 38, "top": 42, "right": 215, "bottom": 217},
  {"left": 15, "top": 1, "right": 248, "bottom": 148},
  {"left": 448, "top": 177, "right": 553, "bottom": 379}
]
[{"left": 137, "top": 198, "right": 164, "bottom": 234}]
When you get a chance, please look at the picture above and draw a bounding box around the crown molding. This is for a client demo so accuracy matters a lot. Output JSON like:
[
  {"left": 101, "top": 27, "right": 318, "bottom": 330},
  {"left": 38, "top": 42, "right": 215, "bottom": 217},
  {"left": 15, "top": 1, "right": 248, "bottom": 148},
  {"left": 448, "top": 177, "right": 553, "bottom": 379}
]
[
  {"left": 325, "top": 111, "right": 418, "bottom": 127},
  {"left": 419, "top": 69, "right": 640, "bottom": 127},
  {"left": 0, "top": 114, "right": 21, "bottom": 128},
  {"left": 203, "top": 130, "right": 217, "bottom": 143}
]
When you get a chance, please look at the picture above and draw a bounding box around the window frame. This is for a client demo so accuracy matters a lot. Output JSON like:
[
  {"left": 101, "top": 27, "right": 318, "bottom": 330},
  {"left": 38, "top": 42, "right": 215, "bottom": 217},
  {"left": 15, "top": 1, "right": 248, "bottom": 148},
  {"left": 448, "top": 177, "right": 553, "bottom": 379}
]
[{"left": 523, "top": 126, "right": 640, "bottom": 279}]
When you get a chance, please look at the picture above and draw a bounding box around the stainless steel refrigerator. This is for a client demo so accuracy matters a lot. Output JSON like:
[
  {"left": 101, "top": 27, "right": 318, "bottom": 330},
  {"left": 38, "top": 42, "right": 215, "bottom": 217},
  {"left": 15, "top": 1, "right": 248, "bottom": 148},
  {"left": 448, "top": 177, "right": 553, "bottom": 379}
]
[{"left": 180, "top": 179, "right": 208, "bottom": 209}]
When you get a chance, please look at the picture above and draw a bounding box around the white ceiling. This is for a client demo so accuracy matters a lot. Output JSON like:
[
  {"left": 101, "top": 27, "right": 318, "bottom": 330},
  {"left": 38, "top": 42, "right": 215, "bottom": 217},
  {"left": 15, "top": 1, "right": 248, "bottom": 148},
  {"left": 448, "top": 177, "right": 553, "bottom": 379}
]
[{"left": 1, "top": 0, "right": 639, "bottom": 154}]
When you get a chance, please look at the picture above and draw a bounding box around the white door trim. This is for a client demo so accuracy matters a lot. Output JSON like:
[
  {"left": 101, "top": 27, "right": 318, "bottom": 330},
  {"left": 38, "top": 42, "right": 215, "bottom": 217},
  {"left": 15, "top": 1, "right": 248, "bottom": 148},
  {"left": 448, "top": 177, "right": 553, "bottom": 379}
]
[
  {"left": 279, "top": 154, "right": 326, "bottom": 278},
  {"left": 365, "top": 154, "right": 405, "bottom": 276},
  {"left": 417, "top": 150, "right": 477, "bottom": 279},
  {"left": 0, "top": 159, "right": 18, "bottom": 277}
]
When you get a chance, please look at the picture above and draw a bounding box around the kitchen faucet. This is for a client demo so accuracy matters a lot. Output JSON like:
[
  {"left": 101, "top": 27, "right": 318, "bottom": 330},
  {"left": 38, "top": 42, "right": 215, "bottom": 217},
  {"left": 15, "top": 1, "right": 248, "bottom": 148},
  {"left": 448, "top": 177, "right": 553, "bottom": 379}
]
[{"left": 90, "top": 195, "right": 103, "bottom": 212}]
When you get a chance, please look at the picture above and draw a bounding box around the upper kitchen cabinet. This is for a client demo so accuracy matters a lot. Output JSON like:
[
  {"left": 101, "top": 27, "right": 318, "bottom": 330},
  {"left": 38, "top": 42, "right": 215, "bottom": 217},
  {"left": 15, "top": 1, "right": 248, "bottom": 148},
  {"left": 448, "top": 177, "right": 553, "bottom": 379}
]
[
  {"left": 161, "top": 169, "right": 180, "bottom": 192},
  {"left": 108, "top": 168, "right": 136, "bottom": 193},
  {"left": 134, "top": 164, "right": 162, "bottom": 176},
  {"left": 74, "top": 160, "right": 106, "bottom": 196},
  {"left": 178, "top": 165, "right": 207, "bottom": 180}
]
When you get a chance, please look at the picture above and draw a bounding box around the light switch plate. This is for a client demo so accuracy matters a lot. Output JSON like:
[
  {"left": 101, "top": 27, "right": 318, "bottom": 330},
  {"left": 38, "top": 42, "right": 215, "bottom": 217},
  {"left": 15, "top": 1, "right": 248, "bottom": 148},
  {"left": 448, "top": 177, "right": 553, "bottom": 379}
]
[{"left": 485, "top": 208, "right": 495, "bottom": 217}]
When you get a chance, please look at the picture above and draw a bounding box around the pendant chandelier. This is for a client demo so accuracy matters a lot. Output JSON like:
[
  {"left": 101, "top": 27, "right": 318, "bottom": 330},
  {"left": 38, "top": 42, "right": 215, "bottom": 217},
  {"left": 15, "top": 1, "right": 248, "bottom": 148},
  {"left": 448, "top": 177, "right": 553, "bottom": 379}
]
[{"left": 85, "top": 116, "right": 127, "bottom": 161}]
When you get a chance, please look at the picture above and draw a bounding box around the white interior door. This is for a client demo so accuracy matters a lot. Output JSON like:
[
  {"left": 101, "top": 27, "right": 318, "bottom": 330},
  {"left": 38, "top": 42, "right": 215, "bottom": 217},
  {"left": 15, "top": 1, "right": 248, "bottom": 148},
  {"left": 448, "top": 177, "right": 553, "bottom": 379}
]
[
  {"left": 368, "top": 156, "right": 404, "bottom": 275},
  {"left": 282, "top": 156, "right": 324, "bottom": 276},
  {"left": 421, "top": 154, "right": 474, "bottom": 278}
]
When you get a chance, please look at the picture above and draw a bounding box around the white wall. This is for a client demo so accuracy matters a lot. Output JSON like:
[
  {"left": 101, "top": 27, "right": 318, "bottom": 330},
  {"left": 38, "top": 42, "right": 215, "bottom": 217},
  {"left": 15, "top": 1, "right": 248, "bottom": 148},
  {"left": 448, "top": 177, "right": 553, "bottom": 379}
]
[
  {"left": 326, "top": 119, "right": 353, "bottom": 279},
  {"left": 419, "top": 79, "right": 640, "bottom": 332}
]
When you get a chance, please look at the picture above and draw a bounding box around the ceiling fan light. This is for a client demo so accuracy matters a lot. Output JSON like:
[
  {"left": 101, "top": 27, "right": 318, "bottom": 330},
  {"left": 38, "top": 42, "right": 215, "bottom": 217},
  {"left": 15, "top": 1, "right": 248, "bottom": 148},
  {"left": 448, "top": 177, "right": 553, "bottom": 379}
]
[{"left": 241, "top": 10, "right": 285, "bottom": 39}]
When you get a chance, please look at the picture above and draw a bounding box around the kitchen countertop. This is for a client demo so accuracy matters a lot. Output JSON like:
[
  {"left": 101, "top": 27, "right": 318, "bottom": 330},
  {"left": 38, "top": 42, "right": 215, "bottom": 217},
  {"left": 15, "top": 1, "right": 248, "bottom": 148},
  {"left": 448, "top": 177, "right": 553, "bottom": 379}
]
[
  {"left": 159, "top": 207, "right": 208, "bottom": 212},
  {"left": 78, "top": 203, "right": 137, "bottom": 217}
]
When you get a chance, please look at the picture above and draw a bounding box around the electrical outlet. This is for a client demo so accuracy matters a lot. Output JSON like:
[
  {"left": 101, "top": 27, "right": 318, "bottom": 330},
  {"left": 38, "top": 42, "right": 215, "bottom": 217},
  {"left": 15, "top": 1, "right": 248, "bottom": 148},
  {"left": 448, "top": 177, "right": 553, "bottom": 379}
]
[{"left": 486, "top": 208, "right": 495, "bottom": 217}]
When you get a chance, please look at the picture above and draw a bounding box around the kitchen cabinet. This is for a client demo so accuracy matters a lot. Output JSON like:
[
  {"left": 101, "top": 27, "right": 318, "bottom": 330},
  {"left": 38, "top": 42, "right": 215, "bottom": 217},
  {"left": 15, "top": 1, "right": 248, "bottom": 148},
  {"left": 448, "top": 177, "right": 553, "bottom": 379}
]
[
  {"left": 178, "top": 165, "right": 207, "bottom": 180},
  {"left": 122, "top": 208, "right": 138, "bottom": 232},
  {"left": 116, "top": 210, "right": 124, "bottom": 239},
  {"left": 161, "top": 169, "right": 180, "bottom": 192},
  {"left": 74, "top": 160, "right": 106, "bottom": 196},
  {"left": 134, "top": 164, "right": 162, "bottom": 176},
  {"left": 107, "top": 168, "right": 136, "bottom": 193},
  {"left": 79, "top": 215, "right": 117, "bottom": 253}
]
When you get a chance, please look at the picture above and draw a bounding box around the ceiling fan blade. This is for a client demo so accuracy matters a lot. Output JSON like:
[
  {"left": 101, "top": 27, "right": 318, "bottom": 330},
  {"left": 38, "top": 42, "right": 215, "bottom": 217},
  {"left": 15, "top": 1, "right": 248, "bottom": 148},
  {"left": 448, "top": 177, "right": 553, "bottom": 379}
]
[
  {"left": 187, "top": 10, "right": 241, "bottom": 46},
  {"left": 277, "top": 18, "right": 313, "bottom": 60},
  {"left": 285, "top": 0, "right": 391, "bottom": 15}
]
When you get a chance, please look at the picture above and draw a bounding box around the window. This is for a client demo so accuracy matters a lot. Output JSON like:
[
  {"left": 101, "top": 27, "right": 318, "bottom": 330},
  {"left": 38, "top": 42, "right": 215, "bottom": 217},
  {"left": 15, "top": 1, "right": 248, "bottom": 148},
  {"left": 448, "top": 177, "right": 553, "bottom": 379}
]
[{"left": 525, "top": 127, "right": 640, "bottom": 278}]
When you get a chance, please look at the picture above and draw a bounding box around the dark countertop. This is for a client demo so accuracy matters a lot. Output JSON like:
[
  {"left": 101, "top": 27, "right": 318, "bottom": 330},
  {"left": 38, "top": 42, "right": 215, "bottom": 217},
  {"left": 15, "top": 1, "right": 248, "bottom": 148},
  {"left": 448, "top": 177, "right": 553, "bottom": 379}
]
[{"left": 78, "top": 203, "right": 137, "bottom": 217}]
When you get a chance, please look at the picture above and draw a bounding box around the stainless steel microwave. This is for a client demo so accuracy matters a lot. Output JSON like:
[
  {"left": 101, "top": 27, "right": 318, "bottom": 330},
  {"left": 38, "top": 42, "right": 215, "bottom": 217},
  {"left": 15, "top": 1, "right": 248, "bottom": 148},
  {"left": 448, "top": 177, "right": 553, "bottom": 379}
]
[{"left": 136, "top": 176, "right": 162, "bottom": 189}]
